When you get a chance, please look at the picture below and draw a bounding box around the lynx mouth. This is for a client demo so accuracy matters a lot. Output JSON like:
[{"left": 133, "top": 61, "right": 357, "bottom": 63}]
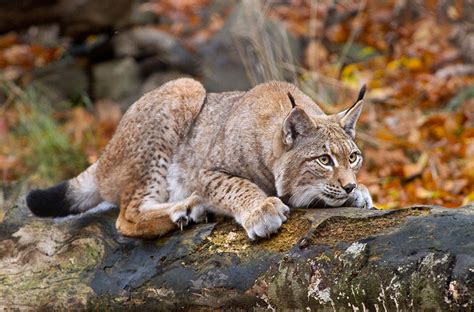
[
  {"left": 311, "top": 194, "right": 348, "bottom": 208},
  {"left": 283, "top": 186, "right": 349, "bottom": 208},
  {"left": 286, "top": 194, "right": 347, "bottom": 208},
  {"left": 323, "top": 193, "right": 348, "bottom": 200}
]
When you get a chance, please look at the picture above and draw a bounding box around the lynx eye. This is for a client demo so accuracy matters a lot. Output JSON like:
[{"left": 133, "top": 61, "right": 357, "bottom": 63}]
[
  {"left": 349, "top": 152, "right": 359, "bottom": 163},
  {"left": 317, "top": 154, "right": 333, "bottom": 166}
]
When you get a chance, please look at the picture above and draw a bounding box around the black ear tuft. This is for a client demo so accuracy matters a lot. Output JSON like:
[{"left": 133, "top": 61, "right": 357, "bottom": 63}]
[
  {"left": 287, "top": 92, "right": 296, "bottom": 108},
  {"left": 355, "top": 84, "right": 367, "bottom": 103}
]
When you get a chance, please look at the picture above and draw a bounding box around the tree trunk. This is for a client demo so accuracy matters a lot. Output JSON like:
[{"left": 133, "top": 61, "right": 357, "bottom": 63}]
[{"left": 1, "top": 197, "right": 473, "bottom": 310}]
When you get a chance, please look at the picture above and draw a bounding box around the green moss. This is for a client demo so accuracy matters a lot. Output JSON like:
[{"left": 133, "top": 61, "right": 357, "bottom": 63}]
[
  {"left": 315, "top": 252, "right": 331, "bottom": 263},
  {"left": 310, "top": 208, "right": 430, "bottom": 246},
  {"left": 203, "top": 210, "right": 311, "bottom": 254}
]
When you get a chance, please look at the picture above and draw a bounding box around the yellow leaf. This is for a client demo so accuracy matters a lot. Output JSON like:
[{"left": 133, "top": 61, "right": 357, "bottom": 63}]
[
  {"left": 341, "top": 64, "right": 360, "bottom": 85},
  {"left": 415, "top": 187, "right": 440, "bottom": 199},
  {"left": 404, "top": 57, "right": 423, "bottom": 71},
  {"left": 369, "top": 87, "right": 395, "bottom": 102},
  {"left": 387, "top": 59, "right": 401, "bottom": 71},
  {"left": 462, "top": 192, "right": 474, "bottom": 205},
  {"left": 375, "top": 202, "right": 399, "bottom": 210}
]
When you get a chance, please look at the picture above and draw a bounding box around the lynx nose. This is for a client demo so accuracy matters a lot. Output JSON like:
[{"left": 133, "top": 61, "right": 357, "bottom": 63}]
[{"left": 343, "top": 183, "right": 356, "bottom": 194}]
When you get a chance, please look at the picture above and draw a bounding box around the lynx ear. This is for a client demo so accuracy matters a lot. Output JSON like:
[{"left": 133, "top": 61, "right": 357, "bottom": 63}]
[
  {"left": 337, "top": 85, "right": 366, "bottom": 139},
  {"left": 282, "top": 94, "right": 314, "bottom": 146}
]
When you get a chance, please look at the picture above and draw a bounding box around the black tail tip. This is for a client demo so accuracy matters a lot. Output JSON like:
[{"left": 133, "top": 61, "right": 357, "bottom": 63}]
[{"left": 26, "top": 181, "right": 72, "bottom": 218}]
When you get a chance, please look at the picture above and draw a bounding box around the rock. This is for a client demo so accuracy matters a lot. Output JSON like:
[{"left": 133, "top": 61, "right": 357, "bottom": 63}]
[
  {"left": 199, "top": 0, "right": 302, "bottom": 92},
  {"left": 0, "top": 0, "right": 134, "bottom": 37},
  {"left": 141, "top": 71, "right": 191, "bottom": 94},
  {"left": 126, "top": 2, "right": 160, "bottom": 26},
  {"left": 21, "top": 24, "right": 61, "bottom": 47},
  {"left": 68, "top": 34, "right": 115, "bottom": 64},
  {"left": 92, "top": 57, "right": 141, "bottom": 106},
  {"left": 1, "top": 197, "right": 474, "bottom": 310},
  {"left": 451, "top": 25, "right": 474, "bottom": 64},
  {"left": 29, "top": 58, "right": 89, "bottom": 105},
  {"left": 113, "top": 27, "right": 198, "bottom": 74}
]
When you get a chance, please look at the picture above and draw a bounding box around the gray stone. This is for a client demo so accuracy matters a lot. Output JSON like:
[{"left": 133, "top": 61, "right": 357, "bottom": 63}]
[
  {"left": 22, "top": 24, "right": 61, "bottom": 47},
  {"left": 199, "top": 0, "right": 302, "bottom": 92},
  {"left": 452, "top": 25, "right": 474, "bottom": 64},
  {"left": 92, "top": 57, "right": 141, "bottom": 105},
  {"left": 1, "top": 197, "right": 473, "bottom": 310},
  {"left": 30, "top": 58, "right": 88, "bottom": 105},
  {"left": 126, "top": 3, "right": 160, "bottom": 26},
  {"left": 113, "top": 27, "right": 198, "bottom": 74}
]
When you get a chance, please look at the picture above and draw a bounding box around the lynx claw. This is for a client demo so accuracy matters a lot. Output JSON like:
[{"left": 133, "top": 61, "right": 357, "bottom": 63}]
[
  {"left": 171, "top": 211, "right": 190, "bottom": 231},
  {"left": 175, "top": 216, "right": 189, "bottom": 231}
]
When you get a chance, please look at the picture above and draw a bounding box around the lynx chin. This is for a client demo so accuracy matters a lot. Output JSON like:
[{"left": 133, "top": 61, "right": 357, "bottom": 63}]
[{"left": 26, "top": 79, "right": 373, "bottom": 240}]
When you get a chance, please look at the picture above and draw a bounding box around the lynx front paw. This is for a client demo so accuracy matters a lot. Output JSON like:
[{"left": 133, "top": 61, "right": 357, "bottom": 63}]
[
  {"left": 189, "top": 204, "right": 208, "bottom": 223},
  {"left": 171, "top": 205, "right": 210, "bottom": 232},
  {"left": 240, "top": 197, "right": 290, "bottom": 240},
  {"left": 346, "top": 184, "right": 373, "bottom": 209},
  {"left": 169, "top": 194, "right": 203, "bottom": 230}
]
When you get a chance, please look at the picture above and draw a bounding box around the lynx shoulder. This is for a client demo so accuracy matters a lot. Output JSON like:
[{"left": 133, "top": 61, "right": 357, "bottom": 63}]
[{"left": 27, "top": 78, "right": 372, "bottom": 239}]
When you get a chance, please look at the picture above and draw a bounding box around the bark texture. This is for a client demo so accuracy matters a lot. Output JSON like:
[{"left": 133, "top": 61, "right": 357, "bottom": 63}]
[{"left": 1, "top": 198, "right": 473, "bottom": 310}]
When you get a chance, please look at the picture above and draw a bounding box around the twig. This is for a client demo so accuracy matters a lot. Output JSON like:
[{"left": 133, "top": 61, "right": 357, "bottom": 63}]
[
  {"left": 357, "top": 131, "right": 380, "bottom": 148},
  {"left": 309, "top": 0, "right": 319, "bottom": 40},
  {"left": 435, "top": 64, "right": 474, "bottom": 80},
  {"left": 335, "top": 0, "right": 367, "bottom": 76}
]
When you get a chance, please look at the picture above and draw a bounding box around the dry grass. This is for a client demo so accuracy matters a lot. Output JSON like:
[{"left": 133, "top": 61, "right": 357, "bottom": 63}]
[
  {"left": 0, "top": 81, "right": 88, "bottom": 186},
  {"left": 233, "top": 0, "right": 298, "bottom": 86},
  {"left": 234, "top": 0, "right": 363, "bottom": 108}
]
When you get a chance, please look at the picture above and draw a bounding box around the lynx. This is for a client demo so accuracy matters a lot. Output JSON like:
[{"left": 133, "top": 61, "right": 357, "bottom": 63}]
[{"left": 27, "top": 78, "right": 372, "bottom": 240}]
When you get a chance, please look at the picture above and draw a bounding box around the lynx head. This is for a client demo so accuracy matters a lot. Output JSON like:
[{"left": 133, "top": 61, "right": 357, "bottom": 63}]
[{"left": 274, "top": 85, "right": 367, "bottom": 208}]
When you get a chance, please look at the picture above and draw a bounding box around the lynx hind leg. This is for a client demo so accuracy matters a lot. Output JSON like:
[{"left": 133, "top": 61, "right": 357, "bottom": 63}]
[
  {"left": 116, "top": 208, "right": 177, "bottom": 239},
  {"left": 114, "top": 181, "right": 174, "bottom": 238},
  {"left": 116, "top": 187, "right": 204, "bottom": 238}
]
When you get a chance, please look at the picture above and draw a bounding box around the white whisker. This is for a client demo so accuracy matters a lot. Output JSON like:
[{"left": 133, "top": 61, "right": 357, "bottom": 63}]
[
  {"left": 288, "top": 183, "right": 350, "bottom": 208},
  {"left": 289, "top": 184, "right": 324, "bottom": 208}
]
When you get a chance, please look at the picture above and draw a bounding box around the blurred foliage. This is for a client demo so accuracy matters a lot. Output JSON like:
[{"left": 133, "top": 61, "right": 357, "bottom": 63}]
[
  {"left": 0, "top": 82, "right": 121, "bottom": 187},
  {"left": 1, "top": 83, "right": 84, "bottom": 186}
]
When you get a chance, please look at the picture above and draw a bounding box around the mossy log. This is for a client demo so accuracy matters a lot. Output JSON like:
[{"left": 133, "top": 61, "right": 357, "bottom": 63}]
[{"left": 1, "top": 198, "right": 473, "bottom": 310}]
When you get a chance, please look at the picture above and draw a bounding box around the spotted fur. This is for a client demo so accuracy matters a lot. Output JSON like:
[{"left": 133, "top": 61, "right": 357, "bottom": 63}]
[{"left": 26, "top": 78, "right": 372, "bottom": 239}]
